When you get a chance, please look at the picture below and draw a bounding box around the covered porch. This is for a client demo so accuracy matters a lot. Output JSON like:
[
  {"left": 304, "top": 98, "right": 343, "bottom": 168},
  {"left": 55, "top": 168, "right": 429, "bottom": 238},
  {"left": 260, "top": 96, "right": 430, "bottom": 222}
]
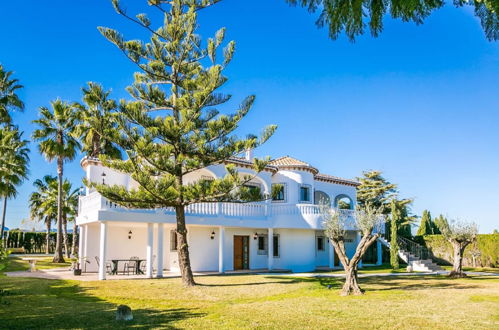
[{"left": 78, "top": 221, "right": 288, "bottom": 280}]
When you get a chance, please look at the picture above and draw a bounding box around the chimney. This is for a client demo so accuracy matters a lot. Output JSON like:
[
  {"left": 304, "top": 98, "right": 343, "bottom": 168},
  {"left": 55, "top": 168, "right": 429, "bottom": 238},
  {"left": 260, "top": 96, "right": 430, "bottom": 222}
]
[{"left": 245, "top": 148, "right": 253, "bottom": 161}]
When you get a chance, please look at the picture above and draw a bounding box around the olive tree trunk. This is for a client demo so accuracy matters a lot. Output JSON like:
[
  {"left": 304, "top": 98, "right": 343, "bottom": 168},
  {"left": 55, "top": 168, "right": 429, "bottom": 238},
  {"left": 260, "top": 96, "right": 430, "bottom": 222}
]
[
  {"left": 449, "top": 240, "right": 469, "bottom": 278},
  {"left": 331, "top": 233, "right": 379, "bottom": 296}
]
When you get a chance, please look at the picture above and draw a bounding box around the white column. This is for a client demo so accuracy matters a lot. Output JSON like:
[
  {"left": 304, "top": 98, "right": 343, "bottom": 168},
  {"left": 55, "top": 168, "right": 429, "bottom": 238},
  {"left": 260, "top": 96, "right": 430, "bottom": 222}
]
[
  {"left": 376, "top": 239, "right": 382, "bottom": 266},
  {"left": 357, "top": 231, "right": 363, "bottom": 269},
  {"left": 328, "top": 239, "right": 335, "bottom": 269},
  {"left": 98, "top": 222, "right": 107, "bottom": 280},
  {"left": 268, "top": 228, "right": 274, "bottom": 270},
  {"left": 78, "top": 225, "right": 85, "bottom": 269},
  {"left": 156, "top": 223, "right": 164, "bottom": 278},
  {"left": 146, "top": 223, "right": 154, "bottom": 278},
  {"left": 218, "top": 226, "right": 225, "bottom": 273}
]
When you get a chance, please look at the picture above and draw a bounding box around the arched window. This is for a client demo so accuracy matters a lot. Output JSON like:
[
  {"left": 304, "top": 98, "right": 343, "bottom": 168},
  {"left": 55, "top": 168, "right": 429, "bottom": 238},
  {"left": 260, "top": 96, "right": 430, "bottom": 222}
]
[
  {"left": 334, "top": 194, "right": 354, "bottom": 210},
  {"left": 314, "top": 190, "right": 330, "bottom": 205}
]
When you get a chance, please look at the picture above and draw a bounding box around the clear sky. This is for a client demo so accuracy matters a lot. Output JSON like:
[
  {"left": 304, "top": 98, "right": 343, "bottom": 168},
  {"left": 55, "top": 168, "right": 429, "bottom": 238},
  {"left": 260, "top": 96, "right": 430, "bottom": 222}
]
[{"left": 0, "top": 1, "right": 497, "bottom": 233}]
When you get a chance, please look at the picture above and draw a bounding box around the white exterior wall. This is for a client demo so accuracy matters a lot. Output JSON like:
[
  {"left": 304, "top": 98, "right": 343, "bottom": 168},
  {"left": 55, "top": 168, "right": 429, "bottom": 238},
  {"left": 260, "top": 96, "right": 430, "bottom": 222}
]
[
  {"left": 78, "top": 157, "right": 365, "bottom": 274},
  {"left": 271, "top": 170, "right": 315, "bottom": 204},
  {"left": 314, "top": 180, "right": 357, "bottom": 207},
  {"left": 223, "top": 228, "right": 268, "bottom": 271},
  {"left": 272, "top": 229, "right": 316, "bottom": 272}
]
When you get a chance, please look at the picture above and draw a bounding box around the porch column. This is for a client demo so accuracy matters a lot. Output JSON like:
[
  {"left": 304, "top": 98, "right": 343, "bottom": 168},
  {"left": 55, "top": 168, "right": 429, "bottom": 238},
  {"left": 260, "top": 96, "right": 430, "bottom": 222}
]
[
  {"left": 218, "top": 226, "right": 225, "bottom": 273},
  {"left": 146, "top": 223, "right": 154, "bottom": 278},
  {"left": 376, "top": 239, "right": 382, "bottom": 265},
  {"left": 328, "top": 239, "right": 335, "bottom": 269},
  {"left": 357, "top": 231, "right": 363, "bottom": 269},
  {"left": 98, "top": 222, "right": 107, "bottom": 280},
  {"left": 268, "top": 228, "right": 274, "bottom": 271},
  {"left": 78, "top": 225, "right": 85, "bottom": 268},
  {"left": 156, "top": 223, "right": 164, "bottom": 278}
]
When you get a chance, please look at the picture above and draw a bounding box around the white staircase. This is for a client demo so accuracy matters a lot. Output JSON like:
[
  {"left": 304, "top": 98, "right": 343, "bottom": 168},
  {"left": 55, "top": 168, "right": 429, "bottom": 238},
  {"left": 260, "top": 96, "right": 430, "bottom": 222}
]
[{"left": 378, "top": 237, "right": 443, "bottom": 272}]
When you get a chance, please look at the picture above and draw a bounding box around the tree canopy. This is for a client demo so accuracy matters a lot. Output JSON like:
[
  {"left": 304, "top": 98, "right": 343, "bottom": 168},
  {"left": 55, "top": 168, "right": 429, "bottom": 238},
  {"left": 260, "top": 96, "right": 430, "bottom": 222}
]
[{"left": 286, "top": 0, "right": 498, "bottom": 41}]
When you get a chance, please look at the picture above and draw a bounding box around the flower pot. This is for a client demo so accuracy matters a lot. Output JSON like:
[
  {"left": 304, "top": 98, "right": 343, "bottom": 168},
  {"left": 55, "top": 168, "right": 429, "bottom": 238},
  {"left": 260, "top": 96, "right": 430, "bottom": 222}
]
[{"left": 73, "top": 269, "right": 82, "bottom": 276}]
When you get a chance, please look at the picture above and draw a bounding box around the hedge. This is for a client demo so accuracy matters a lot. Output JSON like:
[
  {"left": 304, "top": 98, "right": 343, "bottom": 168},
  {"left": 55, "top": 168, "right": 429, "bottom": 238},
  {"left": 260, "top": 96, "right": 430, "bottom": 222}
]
[
  {"left": 4, "top": 230, "right": 76, "bottom": 254},
  {"left": 417, "top": 234, "right": 498, "bottom": 268}
]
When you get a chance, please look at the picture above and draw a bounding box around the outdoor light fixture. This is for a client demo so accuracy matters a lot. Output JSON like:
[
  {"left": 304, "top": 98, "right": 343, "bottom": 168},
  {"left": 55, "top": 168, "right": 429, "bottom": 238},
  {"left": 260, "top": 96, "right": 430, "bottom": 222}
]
[
  {"left": 210, "top": 231, "right": 215, "bottom": 240},
  {"left": 101, "top": 172, "right": 106, "bottom": 184},
  {"left": 128, "top": 230, "right": 132, "bottom": 239},
  {"left": 253, "top": 232, "right": 258, "bottom": 240}
]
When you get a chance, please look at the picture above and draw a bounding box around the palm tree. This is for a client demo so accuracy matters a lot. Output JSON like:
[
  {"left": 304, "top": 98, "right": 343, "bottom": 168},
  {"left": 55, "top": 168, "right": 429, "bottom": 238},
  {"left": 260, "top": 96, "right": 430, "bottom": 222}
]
[
  {"left": 64, "top": 184, "right": 80, "bottom": 257},
  {"left": 60, "top": 180, "right": 79, "bottom": 258},
  {"left": 0, "top": 64, "right": 24, "bottom": 124},
  {"left": 29, "top": 175, "right": 58, "bottom": 254},
  {"left": 32, "top": 100, "right": 80, "bottom": 262},
  {"left": 75, "top": 82, "right": 121, "bottom": 159},
  {"left": 0, "top": 126, "right": 29, "bottom": 240}
]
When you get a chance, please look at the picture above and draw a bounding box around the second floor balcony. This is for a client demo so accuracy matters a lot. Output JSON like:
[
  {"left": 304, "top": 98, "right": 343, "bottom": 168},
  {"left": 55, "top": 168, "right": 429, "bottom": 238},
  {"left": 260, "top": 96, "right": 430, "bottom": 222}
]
[{"left": 78, "top": 191, "right": 360, "bottom": 230}]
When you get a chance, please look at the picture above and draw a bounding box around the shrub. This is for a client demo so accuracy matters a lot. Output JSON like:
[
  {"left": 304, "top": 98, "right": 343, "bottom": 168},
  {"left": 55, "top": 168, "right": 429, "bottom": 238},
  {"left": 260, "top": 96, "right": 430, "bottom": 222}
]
[{"left": 419, "top": 234, "right": 498, "bottom": 268}]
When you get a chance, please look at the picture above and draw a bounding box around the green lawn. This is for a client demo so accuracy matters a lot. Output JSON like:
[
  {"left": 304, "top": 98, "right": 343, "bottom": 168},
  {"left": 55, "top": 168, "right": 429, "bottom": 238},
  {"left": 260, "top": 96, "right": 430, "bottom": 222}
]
[{"left": 0, "top": 258, "right": 498, "bottom": 329}]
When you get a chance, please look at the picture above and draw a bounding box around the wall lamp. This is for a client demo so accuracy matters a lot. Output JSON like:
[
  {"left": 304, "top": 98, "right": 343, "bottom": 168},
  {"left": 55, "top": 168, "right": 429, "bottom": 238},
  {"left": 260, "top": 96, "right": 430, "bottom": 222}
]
[
  {"left": 253, "top": 232, "right": 258, "bottom": 240},
  {"left": 128, "top": 230, "right": 132, "bottom": 240},
  {"left": 210, "top": 231, "right": 215, "bottom": 240},
  {"left": 101, "top": 172, "right": 106, "bottom": 185}
]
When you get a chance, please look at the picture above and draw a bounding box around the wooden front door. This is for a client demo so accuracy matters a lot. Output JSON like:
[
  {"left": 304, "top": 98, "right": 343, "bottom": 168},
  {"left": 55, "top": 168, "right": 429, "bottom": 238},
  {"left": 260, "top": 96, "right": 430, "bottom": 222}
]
[{"left": 234, "top": 235, "right": 249, "bottom": 270}]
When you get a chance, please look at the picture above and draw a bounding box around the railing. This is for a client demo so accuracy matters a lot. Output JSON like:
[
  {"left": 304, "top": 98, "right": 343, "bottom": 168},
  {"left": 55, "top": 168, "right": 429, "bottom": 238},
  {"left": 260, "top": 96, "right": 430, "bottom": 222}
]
[
  {"left": 79, "top": 192, "right": 355, "bottom": 220},
  {"left": 397, "top": 236, "right": 430, "bottom": 261}
]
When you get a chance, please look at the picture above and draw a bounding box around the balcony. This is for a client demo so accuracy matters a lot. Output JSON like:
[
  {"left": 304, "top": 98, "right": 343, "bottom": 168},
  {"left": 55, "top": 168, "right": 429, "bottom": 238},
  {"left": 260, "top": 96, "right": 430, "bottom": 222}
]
[{"left": 78, "top": 192, "right": 357, "bottom": 229}]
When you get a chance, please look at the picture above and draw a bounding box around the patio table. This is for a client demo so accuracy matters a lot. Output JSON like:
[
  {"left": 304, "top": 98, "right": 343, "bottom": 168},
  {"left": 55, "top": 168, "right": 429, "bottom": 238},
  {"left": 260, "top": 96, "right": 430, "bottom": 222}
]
[{"left": 110, "top": 259, "right": 146, "bottom": 275}]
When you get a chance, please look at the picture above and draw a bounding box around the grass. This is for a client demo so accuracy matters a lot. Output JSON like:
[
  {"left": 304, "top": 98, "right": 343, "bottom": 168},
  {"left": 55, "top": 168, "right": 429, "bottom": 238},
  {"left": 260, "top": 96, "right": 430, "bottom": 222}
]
[
  {"left": 0, "top": 256, "right": 71, "bottom": 274},
  {"left": 0, "top": 258, "right": 498, "bottom": 329}
]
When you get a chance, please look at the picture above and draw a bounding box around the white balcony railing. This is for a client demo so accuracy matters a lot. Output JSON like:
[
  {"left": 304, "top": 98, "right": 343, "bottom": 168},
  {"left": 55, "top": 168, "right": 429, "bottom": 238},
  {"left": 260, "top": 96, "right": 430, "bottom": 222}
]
[{"left": 79, "top": 192, "right": 355, "bottom": 220}]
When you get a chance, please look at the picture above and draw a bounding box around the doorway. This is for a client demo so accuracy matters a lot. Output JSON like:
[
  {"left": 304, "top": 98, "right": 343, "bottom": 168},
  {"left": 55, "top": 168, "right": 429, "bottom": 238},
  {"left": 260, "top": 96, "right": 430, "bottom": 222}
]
[{"left": 233, "top": 235, "right": 250, "bottom": 270}]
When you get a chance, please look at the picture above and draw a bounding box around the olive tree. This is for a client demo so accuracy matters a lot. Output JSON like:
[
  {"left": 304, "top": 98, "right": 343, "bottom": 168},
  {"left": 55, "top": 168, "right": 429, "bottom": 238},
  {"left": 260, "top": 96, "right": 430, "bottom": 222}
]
[
  {"left": 322, "top": 204, "right": 384, "bottom": 295},
  {"left": 439, "top": 219, "right": 478, "bottom": 278}
]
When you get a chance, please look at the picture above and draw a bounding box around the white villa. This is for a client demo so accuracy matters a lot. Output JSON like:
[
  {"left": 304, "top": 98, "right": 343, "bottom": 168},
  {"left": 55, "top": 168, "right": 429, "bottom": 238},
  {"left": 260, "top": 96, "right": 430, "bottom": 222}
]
[{"left": 76, "top": 153, "right": 383, "bottom": 280}]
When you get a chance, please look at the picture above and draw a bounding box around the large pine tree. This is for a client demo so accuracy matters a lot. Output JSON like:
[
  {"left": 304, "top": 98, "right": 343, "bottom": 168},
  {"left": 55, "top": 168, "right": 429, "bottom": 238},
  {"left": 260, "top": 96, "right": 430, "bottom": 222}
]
[{"left": 91, "top": 0, "right": 276, "bottom": 286}]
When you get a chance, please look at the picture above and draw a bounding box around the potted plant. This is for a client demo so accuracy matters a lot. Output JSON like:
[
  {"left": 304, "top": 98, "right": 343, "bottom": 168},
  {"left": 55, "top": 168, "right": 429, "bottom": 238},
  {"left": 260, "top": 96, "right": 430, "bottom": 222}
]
[{"left": 70, "top": 255, "right": 82, "bottom": 275}]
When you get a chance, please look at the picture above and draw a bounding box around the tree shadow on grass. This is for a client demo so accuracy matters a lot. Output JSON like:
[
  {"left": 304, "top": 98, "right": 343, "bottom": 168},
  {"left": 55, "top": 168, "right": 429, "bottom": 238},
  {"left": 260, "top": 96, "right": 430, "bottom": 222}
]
[
  {"left": 259, "top": 275, "right": 483, "bottom": 292},
  {"left": 197, "top": 276, "right": 320, "bottom": 287},
  {"left": 0, "top": 278, "right": 205, "bottom": 329},
  {"left": 358, "top": 275, "right": 482, "bottom": 291}
]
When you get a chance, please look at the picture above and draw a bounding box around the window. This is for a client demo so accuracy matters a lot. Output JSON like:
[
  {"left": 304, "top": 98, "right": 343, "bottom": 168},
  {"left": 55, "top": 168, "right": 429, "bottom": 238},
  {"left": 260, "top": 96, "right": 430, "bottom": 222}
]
[
  {"left": 170, "top": 230, "right": 178, "bottom": 251},
  {"left": 272, "top": 183, "right": 285, "bottom": 202},
  {"left": 317, "top": 236, "right": 325, "bottom": 251},
  {"left": 273, "top": 235, "right": 280, "bottom": 257},
  {"left": 257, "top": 235, "right": 267, "bottom": 255},
  {"left": 300, "top": 185, "right": 310, "bottom": 202},
  {"left": 244, "top": 183, "right": 261, "bottom": 197}
]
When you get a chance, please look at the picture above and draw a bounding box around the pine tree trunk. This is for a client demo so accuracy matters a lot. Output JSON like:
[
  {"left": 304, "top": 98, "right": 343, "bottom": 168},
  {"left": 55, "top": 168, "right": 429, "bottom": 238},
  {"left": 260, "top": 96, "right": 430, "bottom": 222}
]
[
  {"left": 175, "top": 205, "right": 196, "bottom": 286},
  {"left": 45, "top": 220, "right": 51, "bottom": 254},
  {"left": 342, "top": 263, "right": 363, "bottom": 296},
  {"left": 62, "top": 215, "right": 69, "bottom": 258},
  {"left": 449, "top": 240, "right": 467, "bottom": 278},
  {"left": 53, "top": 156, "right": 65, "bottom": 263},
  {"left": 1, "top": 198, "right": 7, "bottom": 244},
  {"left": 71, "top": 220, "right": 77, "bottom": 256}
]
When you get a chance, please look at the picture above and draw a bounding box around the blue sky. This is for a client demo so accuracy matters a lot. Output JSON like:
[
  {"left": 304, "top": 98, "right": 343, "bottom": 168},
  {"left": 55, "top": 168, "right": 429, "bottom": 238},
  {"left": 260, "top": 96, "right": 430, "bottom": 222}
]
[{"left": 0, "top": 1, "right": 497, "bottom": 233}]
